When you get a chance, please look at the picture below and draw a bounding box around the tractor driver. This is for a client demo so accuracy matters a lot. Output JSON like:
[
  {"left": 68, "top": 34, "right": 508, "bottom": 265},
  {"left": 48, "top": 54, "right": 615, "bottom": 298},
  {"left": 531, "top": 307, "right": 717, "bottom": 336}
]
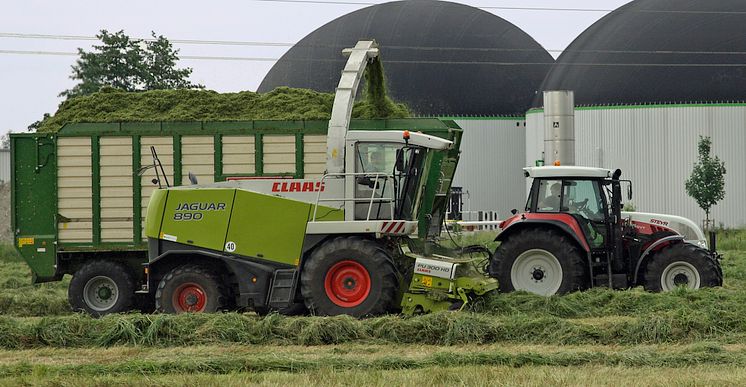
[{"left": 539, "top": 182, "right": 562, "bottom": 211}]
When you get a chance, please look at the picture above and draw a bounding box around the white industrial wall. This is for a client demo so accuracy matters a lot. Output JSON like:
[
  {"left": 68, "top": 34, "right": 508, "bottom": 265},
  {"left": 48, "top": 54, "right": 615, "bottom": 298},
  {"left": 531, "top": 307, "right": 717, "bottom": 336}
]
[
  {"left": 0, "top": 149, "right": 9, "bottom": 184},
  {"left": 451, "top": 118, "right": 527, "bottom": 219},
  {"left": 526, "top": 105, "right": 746, "bottom": 228}
]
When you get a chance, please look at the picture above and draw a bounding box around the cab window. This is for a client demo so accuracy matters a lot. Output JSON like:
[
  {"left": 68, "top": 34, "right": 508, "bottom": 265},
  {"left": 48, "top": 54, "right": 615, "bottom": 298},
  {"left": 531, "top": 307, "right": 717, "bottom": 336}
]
[
  {"left": 356, "top": 143, "right": 401, "bottom": 174},
  {"left": 561, "top": 180, "right": 604, "bottom": 222},
  {"left": 536, "top": 179, "right": 562, "bottom": 212},
  {"left": 353, "top": 142, "right": 402, "bottom": 220}
]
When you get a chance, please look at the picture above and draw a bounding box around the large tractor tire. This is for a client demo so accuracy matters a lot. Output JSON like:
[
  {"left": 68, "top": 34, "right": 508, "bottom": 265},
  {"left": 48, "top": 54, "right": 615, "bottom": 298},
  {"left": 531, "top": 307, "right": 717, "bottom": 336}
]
[
  {"left": 301, "top": 237, "right": 398, "bottom": 317},
  {"left": 68, "top": 261, "right": 135, "bottom": 317},
  {"left": 642, "top": 243, "right": 722, "bottom": 292},
  {"left": 155, "top": 265, "right": 228, "bottom": 313},
  {"left": 489, "top": 228, "right": 588, "bottom": 296}
]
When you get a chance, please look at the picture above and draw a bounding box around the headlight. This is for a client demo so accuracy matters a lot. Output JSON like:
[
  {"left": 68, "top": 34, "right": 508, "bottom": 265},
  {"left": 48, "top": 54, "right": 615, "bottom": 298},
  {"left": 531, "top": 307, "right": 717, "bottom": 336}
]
[{"left": 696, "top": 240, "right": 708, "bottom": 249}]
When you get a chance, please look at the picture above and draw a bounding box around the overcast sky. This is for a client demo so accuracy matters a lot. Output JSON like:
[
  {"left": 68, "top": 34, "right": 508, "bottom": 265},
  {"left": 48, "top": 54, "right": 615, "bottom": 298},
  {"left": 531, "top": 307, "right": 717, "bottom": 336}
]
[{"left": 0, "top": 0, "right": 632, "bottom": 136}]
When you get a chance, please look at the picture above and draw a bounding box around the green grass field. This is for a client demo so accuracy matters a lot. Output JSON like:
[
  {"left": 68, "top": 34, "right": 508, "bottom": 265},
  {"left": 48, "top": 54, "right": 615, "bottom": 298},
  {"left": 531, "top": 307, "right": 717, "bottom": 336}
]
[{"left": 0, "top": 230, "right": 744, "bottom": 385}]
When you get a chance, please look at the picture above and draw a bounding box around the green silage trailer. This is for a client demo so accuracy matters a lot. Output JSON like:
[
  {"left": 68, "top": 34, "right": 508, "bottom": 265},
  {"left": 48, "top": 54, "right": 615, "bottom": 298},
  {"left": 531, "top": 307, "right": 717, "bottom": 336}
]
[{"left": 11, "top": 118, "right": 461, "bottom": 312}]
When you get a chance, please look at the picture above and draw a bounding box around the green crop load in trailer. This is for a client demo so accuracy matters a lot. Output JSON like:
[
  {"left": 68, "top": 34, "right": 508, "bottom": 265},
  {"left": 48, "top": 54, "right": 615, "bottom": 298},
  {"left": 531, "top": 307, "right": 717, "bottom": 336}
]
[{"left": 11, "top": 118, "right": 461, "bottom": 313}]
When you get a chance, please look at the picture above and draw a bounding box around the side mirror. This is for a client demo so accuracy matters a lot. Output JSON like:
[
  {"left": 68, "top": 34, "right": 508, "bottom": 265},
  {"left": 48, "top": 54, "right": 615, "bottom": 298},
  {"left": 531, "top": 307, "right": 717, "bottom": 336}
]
[
  {"left": 395, "top": 148, "right": 405, "bottom": 172},
  {"left": 356, "top": 176, "right": 377, "bottom": 189},
  {"left": 628, "top": 184, "right": 633, "bottom": 201},
  {"left": 136, "top": 165, "right": 151, "bottom": 176}
]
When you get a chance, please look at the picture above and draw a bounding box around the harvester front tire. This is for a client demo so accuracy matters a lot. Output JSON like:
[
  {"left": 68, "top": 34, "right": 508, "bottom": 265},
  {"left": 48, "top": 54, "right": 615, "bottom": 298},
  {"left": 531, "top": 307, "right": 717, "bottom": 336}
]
[
  {"left": 155, "top": 265, "right": 227, "bottom": 313},
  {"left": 490, "top": 228, "right": 588, "bottom": 295},
  {"left": 642, "top": 243, "right": 722, "bottom": 292},
  {"left": 68, "top": 261, "right": 135, "bottom": 317},
  {"left": 301, "top": 237, "right": 397, "bottom": 317}
]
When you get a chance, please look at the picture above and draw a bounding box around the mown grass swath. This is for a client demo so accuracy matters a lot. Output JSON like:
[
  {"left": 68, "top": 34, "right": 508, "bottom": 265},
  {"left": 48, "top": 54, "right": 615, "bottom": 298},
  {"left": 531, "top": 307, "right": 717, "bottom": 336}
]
[
  {"left": 0, "top": 297, "right": 743, "bottom": 349},
  {"left": 1, "top": 342, "right": 746, "bottom": 379},
  {"left": 0, "top": 230, "right": 742, "bottom": 348}
]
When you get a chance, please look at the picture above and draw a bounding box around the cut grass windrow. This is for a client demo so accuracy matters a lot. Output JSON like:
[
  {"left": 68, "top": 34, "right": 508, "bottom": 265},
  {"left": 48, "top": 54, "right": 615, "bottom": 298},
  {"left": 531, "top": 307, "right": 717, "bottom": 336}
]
[
  {"left": 0, "top": 309, "right": 745, "bottom": 349},
  {"left": 0, "top": 343, "right": 743, "bottom": 378}
]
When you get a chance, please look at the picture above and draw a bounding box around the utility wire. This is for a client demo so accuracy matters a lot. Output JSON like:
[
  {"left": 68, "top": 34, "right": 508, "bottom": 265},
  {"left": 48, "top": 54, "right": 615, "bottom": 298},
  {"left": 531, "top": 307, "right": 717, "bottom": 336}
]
[
  {"left": 247, "top": 0, "right": 615, "bottom": 12},
  {"left": 0, "top": 49, "right": 278, "bottom": 61},
  {"left": 0, "top": 32, "right": 294, "bottom": 47},
  {"left": 7, "top": 32, "right": 746, "bottom": 57},
  {"left": 5, "top": 49, "right": 746, "bottom": 67},
  {"left": 246, "top": 0, "right": 746, "bottom": 14}
]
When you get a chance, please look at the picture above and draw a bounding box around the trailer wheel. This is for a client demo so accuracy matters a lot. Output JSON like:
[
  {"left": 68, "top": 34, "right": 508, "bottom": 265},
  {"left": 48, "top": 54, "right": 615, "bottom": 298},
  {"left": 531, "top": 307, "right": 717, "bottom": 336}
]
[
  {"left": 155, "top": 265, "right": 227, "bottom": 313},
  {"left": 643, "top": 243, "right": 722, "bottom": 292},
  {"left": 489, "top": 228, "right": 588, "bottom": 295},
  {"left": 68, "top": 261, "right": 135, "bottom": 317},
  {"left": 301, "top": 237, "right": 397, "bottom": 317}
]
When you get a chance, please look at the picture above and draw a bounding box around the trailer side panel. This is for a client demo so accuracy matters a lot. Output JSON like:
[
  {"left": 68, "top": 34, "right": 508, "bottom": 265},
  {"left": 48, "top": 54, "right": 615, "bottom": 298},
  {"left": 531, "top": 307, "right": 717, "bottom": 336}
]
[{"left": 12, "top": 134, "right": 58, "bottom": 281}]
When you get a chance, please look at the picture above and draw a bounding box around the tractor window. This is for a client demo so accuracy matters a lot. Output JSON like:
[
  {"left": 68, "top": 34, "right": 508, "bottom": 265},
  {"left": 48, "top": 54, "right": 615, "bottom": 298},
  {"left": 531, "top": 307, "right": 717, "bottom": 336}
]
[
  {"left": 356, "top": 143, "right": 400, "bottom": 174},
  {"left": 562, "top": 180, "right": 604, "bottom": 222},
  {"left": 536, "top": 179, "right": 563, "bottom": 212},
  {"left": 354, "top": 143, "right": 404, "bottom": 220}
]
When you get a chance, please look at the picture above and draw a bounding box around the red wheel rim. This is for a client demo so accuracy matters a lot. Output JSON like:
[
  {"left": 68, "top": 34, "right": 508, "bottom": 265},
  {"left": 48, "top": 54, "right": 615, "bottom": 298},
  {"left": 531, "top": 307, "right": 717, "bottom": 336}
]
[
  {"left": 324, "top": 260, "right": 371, "bottom": 307},
  {"left": 173, "top": 282, "right": 207, "bottom": 312}
]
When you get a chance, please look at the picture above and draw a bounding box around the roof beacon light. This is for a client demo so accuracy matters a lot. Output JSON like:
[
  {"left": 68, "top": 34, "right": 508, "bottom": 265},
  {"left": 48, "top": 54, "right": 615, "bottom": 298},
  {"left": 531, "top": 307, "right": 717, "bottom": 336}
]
[
  {"left": 554, "top": 160, "right": 561, "bottom": 166},
  {"left": 403, "top": 130, "right": 410, "bottom": 145}
]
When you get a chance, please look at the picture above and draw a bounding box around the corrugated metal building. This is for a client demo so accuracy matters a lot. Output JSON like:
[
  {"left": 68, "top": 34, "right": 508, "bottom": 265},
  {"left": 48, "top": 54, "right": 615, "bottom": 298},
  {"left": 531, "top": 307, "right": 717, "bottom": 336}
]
[
  {"left": 526, "top": 104, "right": 746, "bottom": 228},
  {"left": 0, "top": 149, "right": 9, "bottom": 184},
  {"left": 450, "top": 118, "right": 527, "bottom": 220},
  {"left": 522, "top": 0, "right": 746, "bottom": 228}
]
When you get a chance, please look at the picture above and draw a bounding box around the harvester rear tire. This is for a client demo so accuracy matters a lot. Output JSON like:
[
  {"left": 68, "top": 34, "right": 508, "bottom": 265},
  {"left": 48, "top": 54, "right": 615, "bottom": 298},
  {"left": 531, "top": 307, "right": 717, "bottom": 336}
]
[
  {"left": 301, "top": 237, "right": 397, "bottom": 317},
  {"left": 155, "top": 265, "right": 228, "bottom": 313},
  {"left": 68, "top": 260, "right": 135, "bottom": 317},
  {"left": 642, "top": 243, "right": 722, "bottom": 292},
  {"left": 490, "top": 228, "right": 588, "bottom": 295}
]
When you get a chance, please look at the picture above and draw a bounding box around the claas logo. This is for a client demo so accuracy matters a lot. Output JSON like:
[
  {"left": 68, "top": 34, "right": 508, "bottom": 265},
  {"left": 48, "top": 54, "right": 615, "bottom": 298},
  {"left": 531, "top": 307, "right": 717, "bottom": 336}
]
[{"left": 272, "top": 181, "right": 325, "bottom": 193}]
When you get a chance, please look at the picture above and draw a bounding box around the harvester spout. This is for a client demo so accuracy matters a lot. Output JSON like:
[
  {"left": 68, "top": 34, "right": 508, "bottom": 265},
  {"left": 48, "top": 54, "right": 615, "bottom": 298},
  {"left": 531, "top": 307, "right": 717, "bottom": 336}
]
[{"left": 326, "top": 40, "right": 380, "bottom": 174}]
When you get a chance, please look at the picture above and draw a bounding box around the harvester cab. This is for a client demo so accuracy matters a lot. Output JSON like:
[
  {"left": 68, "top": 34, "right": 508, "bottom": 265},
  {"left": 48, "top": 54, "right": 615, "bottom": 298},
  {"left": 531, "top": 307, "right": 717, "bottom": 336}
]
[
  {"left": 142, "top": 40, "right": 497, "bottom": 316},
  {"left": 490, "top": 166, "right": 722, "bottom": 295}
]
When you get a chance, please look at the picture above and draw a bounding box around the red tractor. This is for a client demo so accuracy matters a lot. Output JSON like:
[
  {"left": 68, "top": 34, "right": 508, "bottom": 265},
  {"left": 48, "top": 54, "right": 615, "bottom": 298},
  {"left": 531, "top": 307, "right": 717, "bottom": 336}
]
[{"left": 489, "top": 166, "right": 722, "bottom": 295}]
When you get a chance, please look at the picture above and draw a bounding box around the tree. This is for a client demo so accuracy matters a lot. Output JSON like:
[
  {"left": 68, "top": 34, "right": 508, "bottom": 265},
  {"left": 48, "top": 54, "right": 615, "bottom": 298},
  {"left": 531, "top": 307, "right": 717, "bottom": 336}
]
[
  {"left": 59, "top": 30, "right": 200, "bottom": 99},
  {"left": 685, "top": 136, "right": 726, "bottom": 230},
  {"left": 27, "top": 113, "right": 50, "bottom": 132},
  {"left": 142, "top": 34, "right": 197, "bottom": 90}
]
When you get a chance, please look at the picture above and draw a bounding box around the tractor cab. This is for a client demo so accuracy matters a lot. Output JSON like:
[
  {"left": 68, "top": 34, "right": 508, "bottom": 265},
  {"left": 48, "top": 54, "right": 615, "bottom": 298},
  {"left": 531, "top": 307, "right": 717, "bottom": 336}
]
[
  {"left": 345, "top": 130, "right": 451, "bottom": 222},
  {"left": 525, "top": 166, "right": 621, "bottom": 253}
]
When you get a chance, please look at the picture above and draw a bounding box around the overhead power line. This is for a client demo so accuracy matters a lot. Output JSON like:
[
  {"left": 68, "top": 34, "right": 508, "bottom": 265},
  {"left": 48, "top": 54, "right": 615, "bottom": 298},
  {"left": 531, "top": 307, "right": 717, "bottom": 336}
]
[
  {"left": 247, "top": 0, "right": 614, "bottom": 11},
  {"left": 0, "top": 32, "right": 294, "bottom": 47},
  {"left": 0, "top": 49, "right": 76, "bottom": 56},
  {"left": 5, "top": 49, "right": 746, "bottom": 68},
  {"left": 7, "top": 32, "right": 746, "bottom": 57},
  {"left": 246, "top": 0, "right": 746, "bottom": 14},
  {"left": 0, "top": 49, "right": 278, "bottom": 61}
]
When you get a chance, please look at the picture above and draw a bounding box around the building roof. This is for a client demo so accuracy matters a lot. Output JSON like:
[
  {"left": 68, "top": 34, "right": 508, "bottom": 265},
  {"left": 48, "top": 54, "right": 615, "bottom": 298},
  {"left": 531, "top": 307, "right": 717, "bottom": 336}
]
[
  {"left": 534, "top": 0, "right": 746, "bottom": 107},
  {"left": 259, "top": 0, "right": 554, "bottom": 116}
]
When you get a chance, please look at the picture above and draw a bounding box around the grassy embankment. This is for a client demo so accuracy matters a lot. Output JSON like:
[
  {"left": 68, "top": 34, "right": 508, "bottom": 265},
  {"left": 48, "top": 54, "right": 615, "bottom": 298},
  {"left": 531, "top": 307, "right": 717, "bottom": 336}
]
[{"left": 0, "top": 229, "right": 743, "bottom": 384}]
